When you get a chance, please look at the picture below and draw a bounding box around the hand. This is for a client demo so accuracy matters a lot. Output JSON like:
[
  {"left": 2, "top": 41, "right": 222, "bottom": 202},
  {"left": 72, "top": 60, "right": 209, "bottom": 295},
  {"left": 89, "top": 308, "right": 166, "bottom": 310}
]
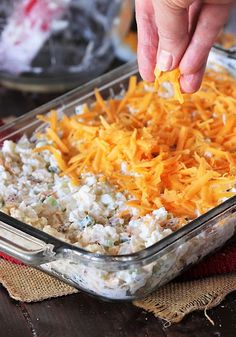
[{"left": 135, "top": 0, "right": 234, "bottom": 93}]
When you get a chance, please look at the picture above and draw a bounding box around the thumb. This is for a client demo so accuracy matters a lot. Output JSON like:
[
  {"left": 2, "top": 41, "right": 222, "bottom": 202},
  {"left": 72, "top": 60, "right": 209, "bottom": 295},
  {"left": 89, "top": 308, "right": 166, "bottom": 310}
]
[{"left": 153, "top": 0, "right": 195, "bottom": 71}]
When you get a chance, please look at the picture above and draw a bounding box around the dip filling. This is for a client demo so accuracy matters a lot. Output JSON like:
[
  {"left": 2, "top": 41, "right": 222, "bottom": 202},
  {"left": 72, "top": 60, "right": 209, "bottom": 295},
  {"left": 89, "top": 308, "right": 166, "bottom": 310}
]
[{"left": 1, "top": 69, "right": 236, "bottom": 258}]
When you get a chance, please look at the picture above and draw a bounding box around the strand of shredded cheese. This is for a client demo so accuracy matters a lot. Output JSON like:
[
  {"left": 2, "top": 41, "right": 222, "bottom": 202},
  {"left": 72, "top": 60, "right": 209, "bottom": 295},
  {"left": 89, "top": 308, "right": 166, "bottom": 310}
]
[
  {"left": 154, "top": 67, "right": 184, "bottom": 104},
  {"left": 35, "top": 69, "right": 236, "bottom": 220}
]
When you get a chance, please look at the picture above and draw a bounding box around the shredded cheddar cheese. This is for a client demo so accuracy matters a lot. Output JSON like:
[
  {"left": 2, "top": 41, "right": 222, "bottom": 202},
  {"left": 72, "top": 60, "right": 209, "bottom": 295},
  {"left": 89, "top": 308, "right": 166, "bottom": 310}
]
[
  {"left": 123, "top": 31, "right": 138, "bottom": 53},
  {"left": 216, "top": 31, "right": 236, "bottom": 49},
  {"left": 35, "top": 69, "right": 236, "bottom": 220},
  {"left": 154, "top": 67, "right": 184, "bottom": 104}
]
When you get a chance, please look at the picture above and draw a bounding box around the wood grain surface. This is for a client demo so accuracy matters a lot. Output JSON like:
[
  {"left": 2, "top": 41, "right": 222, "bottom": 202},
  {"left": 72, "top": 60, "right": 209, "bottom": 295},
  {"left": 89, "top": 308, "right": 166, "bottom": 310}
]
[{"left": 1, "top": 286, "right": 236, "bottom": 337}]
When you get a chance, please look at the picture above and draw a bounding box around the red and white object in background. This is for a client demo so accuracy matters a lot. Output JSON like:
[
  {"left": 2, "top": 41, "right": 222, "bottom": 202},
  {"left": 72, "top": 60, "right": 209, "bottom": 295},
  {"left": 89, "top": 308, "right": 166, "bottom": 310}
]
[{"left": 0, "top": 0, "right": 71, "bottom": 74}]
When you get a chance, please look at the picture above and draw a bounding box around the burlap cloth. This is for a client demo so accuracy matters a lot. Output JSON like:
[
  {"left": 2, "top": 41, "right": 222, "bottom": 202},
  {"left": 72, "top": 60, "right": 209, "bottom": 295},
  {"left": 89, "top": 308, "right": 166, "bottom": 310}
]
[{"left": 1, "top": 239, "right": 236, "bottom": 324}]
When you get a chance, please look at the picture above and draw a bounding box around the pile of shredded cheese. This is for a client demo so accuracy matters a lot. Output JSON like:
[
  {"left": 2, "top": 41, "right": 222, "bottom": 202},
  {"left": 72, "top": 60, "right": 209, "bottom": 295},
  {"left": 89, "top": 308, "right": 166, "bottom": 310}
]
[
  {"left": 216, "top": 31, "right": 236, "bottom": 49},
  {"left": 35, "top": 69, "right": 236, "bottom": 220}
]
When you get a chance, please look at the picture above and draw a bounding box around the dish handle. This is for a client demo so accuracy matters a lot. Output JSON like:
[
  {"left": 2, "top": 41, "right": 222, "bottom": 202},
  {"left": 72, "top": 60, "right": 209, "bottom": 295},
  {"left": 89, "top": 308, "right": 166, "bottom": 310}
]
[{"left": 0, "top": 220, "right": 57, "bottom": 265}]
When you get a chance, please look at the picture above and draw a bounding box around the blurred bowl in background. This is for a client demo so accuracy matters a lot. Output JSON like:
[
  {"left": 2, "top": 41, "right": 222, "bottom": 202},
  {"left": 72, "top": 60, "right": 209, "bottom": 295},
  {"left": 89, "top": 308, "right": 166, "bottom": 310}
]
[{"left": 0, "top": 0, "right": 134, "bottom": 92}]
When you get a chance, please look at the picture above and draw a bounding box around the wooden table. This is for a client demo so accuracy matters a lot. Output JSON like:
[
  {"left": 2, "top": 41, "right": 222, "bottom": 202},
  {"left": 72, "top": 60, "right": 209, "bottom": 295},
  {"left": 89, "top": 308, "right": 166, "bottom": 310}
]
[
  {"left": 0, "top": 73, "right": 236, "bottom": 337},
  {"left": 1, "top": 285, "right": 236, "bottom": 337}
]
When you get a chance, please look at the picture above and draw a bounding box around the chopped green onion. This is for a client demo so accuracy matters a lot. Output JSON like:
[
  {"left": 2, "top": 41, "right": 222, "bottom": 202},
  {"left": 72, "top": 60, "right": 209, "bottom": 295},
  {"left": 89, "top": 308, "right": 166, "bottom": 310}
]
[{"left": 47, "top": 196, "right": 58, "bottom": 207}]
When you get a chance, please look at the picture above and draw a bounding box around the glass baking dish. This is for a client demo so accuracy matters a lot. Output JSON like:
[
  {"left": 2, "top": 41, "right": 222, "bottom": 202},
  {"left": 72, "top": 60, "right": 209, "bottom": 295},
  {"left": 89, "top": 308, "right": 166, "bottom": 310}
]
[{"left": 0, "top": 58, "right": 236, "bottom": 301}]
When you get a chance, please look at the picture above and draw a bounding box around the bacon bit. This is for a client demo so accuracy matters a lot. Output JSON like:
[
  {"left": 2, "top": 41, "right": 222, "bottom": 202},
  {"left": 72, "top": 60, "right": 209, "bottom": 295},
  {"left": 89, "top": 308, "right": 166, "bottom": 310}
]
[{"left": 36, "top": 69, "right": 236, "bottom": 220}]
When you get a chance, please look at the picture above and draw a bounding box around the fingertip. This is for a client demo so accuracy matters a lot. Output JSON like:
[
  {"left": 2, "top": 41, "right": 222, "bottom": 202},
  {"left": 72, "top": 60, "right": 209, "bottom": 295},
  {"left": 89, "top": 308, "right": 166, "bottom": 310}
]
[
  {"left": 137, "top": 56, "right": 155, "bottom": 82},
  {"left": 180, "top": 73, "right": 202, "bottom": 94},
  {"left": 135, "top": 0, "right": 158, "bottom": 84},
  {"left": 137, "top": 45, "right": 156, "bottom": 82},
  {"left": 139, "top": 69, "right": 155, "bottom": 82},
  {"left": 180, "top": 62, "right": 206, "bottom": 94}
]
